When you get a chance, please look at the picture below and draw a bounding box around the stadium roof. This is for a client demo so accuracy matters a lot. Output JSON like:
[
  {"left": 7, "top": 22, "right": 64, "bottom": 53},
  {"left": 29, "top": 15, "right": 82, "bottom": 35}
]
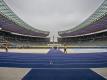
[
  {"left": 0, "top": 0, "right": 49, "bottom": 37},
  {"left": 58, "top": 0, "right": 107, "bottom": 37}
]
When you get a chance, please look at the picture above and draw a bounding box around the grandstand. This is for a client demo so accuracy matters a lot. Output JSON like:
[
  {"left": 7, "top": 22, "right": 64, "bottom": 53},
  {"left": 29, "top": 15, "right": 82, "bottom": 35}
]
[
  {"left": 0, "top": 30, "right": 50, "bottom": 48},
  {"left": 58, "top": 0, "right": 107, "bottom": 47},
  {"left": 0, "top": 0, "right": 50, "bottom": 48}
]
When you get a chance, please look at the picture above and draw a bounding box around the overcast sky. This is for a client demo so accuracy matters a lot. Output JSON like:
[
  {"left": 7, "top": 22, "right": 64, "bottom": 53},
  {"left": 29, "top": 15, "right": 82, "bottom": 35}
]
[{"left": 4, "top": 0, "right": 104, "bottom": 41}]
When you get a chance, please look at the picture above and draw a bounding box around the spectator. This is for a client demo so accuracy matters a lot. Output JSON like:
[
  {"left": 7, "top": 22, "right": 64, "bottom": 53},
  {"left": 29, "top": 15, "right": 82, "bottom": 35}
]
[{"left": 64, "top": 44, "right": 67, "bottom": 54}]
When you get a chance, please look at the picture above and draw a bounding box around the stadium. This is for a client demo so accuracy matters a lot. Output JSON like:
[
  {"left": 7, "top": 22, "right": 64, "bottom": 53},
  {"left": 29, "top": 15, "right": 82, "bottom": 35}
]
[{"left": 0, "top": 0, "right": 107, "bottom": 80}]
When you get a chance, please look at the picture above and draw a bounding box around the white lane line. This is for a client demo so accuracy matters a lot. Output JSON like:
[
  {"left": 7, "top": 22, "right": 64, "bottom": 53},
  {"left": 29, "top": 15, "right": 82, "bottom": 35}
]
[
  {"left": 0, "top": 58, "right": 107, "bottom": 62},
  {"left": 0, "top": 61, "right": 107, "bottom": 65}
]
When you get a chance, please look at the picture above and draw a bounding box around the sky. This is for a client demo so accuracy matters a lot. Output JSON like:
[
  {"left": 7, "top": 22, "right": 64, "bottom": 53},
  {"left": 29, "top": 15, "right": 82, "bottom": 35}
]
[{"left": 4, "top": 0, "right": 104, "bottom": 41}]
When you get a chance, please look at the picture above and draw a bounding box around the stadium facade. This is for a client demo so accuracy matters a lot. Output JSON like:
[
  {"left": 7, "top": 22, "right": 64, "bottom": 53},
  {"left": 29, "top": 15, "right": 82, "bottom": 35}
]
[{"left": 58, "top": 0, "right": 107, "bottom": 46}]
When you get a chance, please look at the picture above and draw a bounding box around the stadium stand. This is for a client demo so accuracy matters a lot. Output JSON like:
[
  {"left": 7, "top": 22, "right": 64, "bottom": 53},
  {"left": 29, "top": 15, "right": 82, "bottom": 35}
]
[
  {"left": 0, "top": 0, "right": 50, "bottom": 48},
  {"left": 58, "top": 31, "right": 107, "bottom": 46},
  {"left": 58, "top": 0, "right": 107, "bottom": 47},
  {"left": 0, "top": 30, "right": 50, "bottom": 48}
]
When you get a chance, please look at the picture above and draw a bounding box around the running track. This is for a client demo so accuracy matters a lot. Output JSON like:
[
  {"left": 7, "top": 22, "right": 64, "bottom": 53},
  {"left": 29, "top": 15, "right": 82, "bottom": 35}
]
[
  {"left": 0, "top": 49, "right": 107, "bottom": 68},
  {"left": 0, "top": 49, "right": 107, "bottom": 80}
]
